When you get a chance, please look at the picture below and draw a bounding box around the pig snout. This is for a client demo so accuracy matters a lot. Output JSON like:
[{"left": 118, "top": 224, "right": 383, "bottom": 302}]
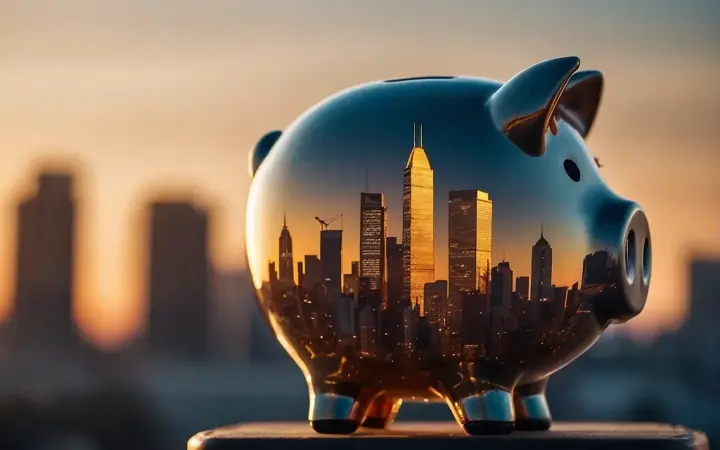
[{"left": 589, "top": 197, "right": 652, "bottom": 324}]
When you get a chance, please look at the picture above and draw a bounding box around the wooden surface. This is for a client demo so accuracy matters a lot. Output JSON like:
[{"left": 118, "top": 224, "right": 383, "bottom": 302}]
[{"left": 188, "top": 422, "right": 710, "bottom": 450}]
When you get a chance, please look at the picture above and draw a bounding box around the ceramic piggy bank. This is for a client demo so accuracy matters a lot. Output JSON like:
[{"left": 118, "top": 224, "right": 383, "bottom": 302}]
[{"left": 245, "top": 56, "right": 652, "bottom": 435}]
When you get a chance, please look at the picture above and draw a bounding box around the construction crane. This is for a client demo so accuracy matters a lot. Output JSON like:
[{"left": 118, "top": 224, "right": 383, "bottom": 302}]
[{"left": 315, "top": 214, "right": 343, "bottom": 231}]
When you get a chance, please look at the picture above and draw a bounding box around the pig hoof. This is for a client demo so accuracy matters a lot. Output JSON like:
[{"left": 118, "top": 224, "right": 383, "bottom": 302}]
[
  {"left": 464, "top": 421, "right": 515, "bottom": 435},
  {"left": 311, "top": 419, "right": 360, "bottom": 434},
  {"left": 515, "top": 418, "right": 551, "bottom": 431},
  {"left": 450, "top": 389, "right": 515, "bottom": 435},
  {"left": 513, "top": 379, "right": 552, "bottom": 431},
  {"left": 309, "top": 392, "right": 361, "bottom": 434}
]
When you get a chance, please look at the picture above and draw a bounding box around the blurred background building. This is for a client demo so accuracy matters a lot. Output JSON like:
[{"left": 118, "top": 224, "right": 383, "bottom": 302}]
[{"left": 0, "top": 1, "right": 718, "bottom": 449}]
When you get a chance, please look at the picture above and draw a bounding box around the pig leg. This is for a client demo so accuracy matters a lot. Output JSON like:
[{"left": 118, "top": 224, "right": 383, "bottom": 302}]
[
  {"left": 309, "top": 385, "right": 374, "bottom": 435},
  {"left": 445, "top": 388, "right": 515, "bottom": 435},
  {"left": 360, "top": 395, "right": 402, "bottom": 429},
  {"left": 513, "top": 378, "right": 551, "bottom": 430}
]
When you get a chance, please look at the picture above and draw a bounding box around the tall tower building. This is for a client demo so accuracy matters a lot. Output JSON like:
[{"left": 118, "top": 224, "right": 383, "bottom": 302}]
[
  {"left": 14, "top": 171, "right": 77, "bottom": 349},
  {"left": 297, "top": 261, "right": 304, "bottom": 288},
  {"left": 677, "top": 258, "right": 720, "bottom": 386},
  {"left": 531, "top": 224, "right": 553, "bottom": 301},
  {"left": 515, "top": 276, "right": 530, "bottom": 300},
  {"left": 424, "top": 280, "right": 448, "bottom": 340},
  {"left": 491, "top": 261, "right": 513, "bottom": 316},
  {"left": 343, "top": 261, "right": 360, "bottom": 295},
  {"left": 359, "top": 192, "right": 388, "bottom": 304},
  {"left": 402, "top": 123, "right": 435, "bottom": 315},
  {"left": 448, "top": 190, "right": 493, "bottom": 298},
  {"left": 147, "top": 201, "right": 211, "bottom": 360},
  {"left": 320, "top": 230, "right": 343, "bottom": 293},
  {"left": 278, "top": 213, "right": 294, "bottom": 284},
  {"left": 303, "top": 255, "right": 323, "bottom": 290}
]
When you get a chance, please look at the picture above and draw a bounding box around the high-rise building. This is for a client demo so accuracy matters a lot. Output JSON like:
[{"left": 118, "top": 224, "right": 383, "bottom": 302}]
[
  {"left": 424, "top": 280, "right": 448, "bottom": 347},
  {"left": 677, "top": 258, "right": 720, "bottom": 385},
  {"left": 320, "top": 229, "right": 343, "bottom": 293},
  {"left": 268, "top": 261, "right": 278, "bottom": 286},
  {"left": 460, "top": 290, "right": 489, "bottom": 358},
  {"left": 333, "top": 294, "right": 356, "bottom": 349},
  {"left": 402, "top": 123, "right": 435, "bottom": 314},
  {"left": 303, "top": 255, "right": 322, "bottom": 290},
  {"left": 278, "top": 213, "right": 294, "bottom": 284},
  {"left": 447, "top": 189, "right": 493, "bottom": 339},
  {"left": 386, "top": 237, "right": 404, "bottom": 308},
  {"left": 491, "top": 261, "right": 513, "bottom": 316},
  {"left": 448, "top": 190, "right": 493, "bottom": 297},
  {"left": 147, "top": 201, "right": 211, "bottom": 360},
  {"left": 515, "top": 276, "right": 530, "bottom": 300},
  {"left": 343, "top": 261, "right": 359, "bottom": 295},
  {"left": 297, "top": 261, "right": 304, "bottom": 289},
  {"left": 14, "top": 171, "right": 77, "bottom": 349},
  {"left": 359, "top": 192, "right": 388, "bottom": 304},
  {"left": 531, "top": 224, "right": 553, "bottom": 302}
]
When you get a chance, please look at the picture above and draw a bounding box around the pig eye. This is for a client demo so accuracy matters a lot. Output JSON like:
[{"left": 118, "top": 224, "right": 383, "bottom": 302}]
[{"left": 563, "top": 159, "right": 581, "bottom": 182}]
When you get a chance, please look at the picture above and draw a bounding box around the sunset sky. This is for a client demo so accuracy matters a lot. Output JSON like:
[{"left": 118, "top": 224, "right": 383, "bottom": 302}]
[{"left": 1, "top": 1, "right": 718, "bottom": 349}]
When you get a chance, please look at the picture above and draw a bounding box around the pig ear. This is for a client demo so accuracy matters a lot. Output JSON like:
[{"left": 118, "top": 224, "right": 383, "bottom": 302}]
[
  {"left": 249, "top": 130, "right": 282, "bottom": 178},
  {"left": 557, "top": 70, "right": 604, "bottom": 138},
  {"left": 488, "top": 56, "right": 580, "bottom": 157}
]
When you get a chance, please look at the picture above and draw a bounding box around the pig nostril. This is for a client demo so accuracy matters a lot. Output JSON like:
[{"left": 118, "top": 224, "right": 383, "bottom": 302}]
[
  {"left": 625, "top": 230, "right": 636, "bottom": 284},
  {"left": 642, "top": 237, "right": 651, "bottom": 285}
]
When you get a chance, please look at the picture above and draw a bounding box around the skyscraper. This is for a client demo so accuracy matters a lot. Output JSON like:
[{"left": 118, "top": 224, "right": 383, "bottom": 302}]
[
  {"left": 343, "top": 261, "right": 359, "bottom": 295},
  {"left": 359, "top": 192, "right": 388, "bottom": 303},
  {"left": 678, "top": 258, "right": 720, "bottom": 385},
  {"left": 531, "top": 224, "right": 553, "bottom": 302},
  {"left": 402, "top": 123, "right": 435, "bottom": 315},
  {"left": 320, "top": 229, "right": 343, "bottom": 293},
  {"left": 424, "top": 280, "right": 448, "bottom": 347},
  {"left": 278, "top": 213, "right": 294, "bottom": 284},
  {"left": 448, "top": 190, "right": 493, "bottom": 298},
  {"left": 491, "top": 261, "right": 513, "bottom": 316},
  {"left": 297, "top": 261, "right": 304, "bottom": 288},
  {"left": 14, "top": 171, "right": 77, "bottom": 349},
  {"left": 386, "top": 237, "right": 404, "bottom": 308},
  {"left": 303, "top": 255, "right": 322, "bottom": 290},
  {"left": 515, "top": 276, "right": 530, "bottom": 300},
  {"left": 147, "top": 201, "right": 211, "bottom": 360}
]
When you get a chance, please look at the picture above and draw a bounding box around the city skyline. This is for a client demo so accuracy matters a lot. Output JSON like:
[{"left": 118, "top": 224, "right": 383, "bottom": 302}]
[
  {"left": 254, "top": 124, "right": 588, "bottom": 293},
  {"left": 267, "top": 199, "right": 568, "bottom": 303},
  {"left": 2, "top": 2, "right": 719, "bottom": 348},
  {"left": 261, "top": 125, "right": 582, "bottom": 312},
  {"left": 256, "top": 130, "right": 615, "bottom": 365}
]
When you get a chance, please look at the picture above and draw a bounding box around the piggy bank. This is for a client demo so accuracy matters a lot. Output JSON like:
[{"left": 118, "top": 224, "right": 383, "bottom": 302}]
[{"left": 245, "top": 56, "right": 652, "bottom": 435}]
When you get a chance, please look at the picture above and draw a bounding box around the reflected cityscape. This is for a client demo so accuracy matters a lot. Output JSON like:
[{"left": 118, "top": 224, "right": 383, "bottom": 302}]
[
  {"left": 261, "top": 125, "right": 616, "bottom": 374},
  {"left": 0, "top": 163, "right": 716, "bottom": 448}
]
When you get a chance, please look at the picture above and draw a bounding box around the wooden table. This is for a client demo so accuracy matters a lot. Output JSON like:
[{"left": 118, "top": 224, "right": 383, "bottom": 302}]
[{"left": 188, "top": 422, "right": 710, "bottom": 450}]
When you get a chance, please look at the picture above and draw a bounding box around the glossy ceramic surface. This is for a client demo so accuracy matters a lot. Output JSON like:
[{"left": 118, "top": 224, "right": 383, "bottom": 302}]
[{"left": 245, "top": 56, "right": 652, "bottom": 435}]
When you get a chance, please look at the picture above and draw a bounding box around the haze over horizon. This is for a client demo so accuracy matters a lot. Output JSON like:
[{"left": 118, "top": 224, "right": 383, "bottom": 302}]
[{"left": 1, "top": 1, "right": 718, "bottom": 349}]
